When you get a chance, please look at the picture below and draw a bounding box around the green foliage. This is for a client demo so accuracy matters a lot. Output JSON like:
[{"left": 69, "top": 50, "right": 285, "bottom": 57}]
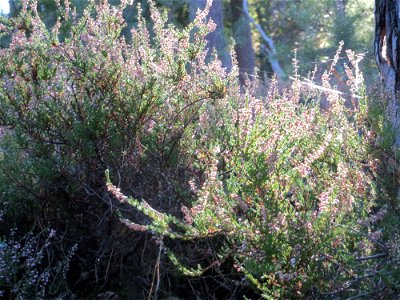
[
  {"left": 114, "top": 79, "right": 380, "bottom": 297},
  {"left": 367, "top": 91, "right": 395, "bottom": 152},
  {"left": 0, "top": 0, "right": 395, "bottom": 299},
  {"left": 255, "top": 0, "right": 375, "bottom": 76}
]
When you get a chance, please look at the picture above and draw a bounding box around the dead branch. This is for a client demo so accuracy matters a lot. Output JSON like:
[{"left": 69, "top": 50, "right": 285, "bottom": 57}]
[{"left": 243, "top": 0, "right": 286, "bottom": 78}]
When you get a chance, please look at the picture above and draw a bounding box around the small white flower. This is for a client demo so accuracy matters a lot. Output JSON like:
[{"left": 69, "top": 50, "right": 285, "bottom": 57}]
[
  {"left": 49, "top": 229, "right": 56, "bottom": 238},
  {"left": 290, "top": 258, "right": 296, "bottom": 267}
]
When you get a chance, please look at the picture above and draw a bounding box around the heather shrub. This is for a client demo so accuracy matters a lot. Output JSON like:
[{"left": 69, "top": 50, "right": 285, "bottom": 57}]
[
  {"left": 0, "top": 0, "right": 233, "bottom": 213},
  {"left": 363, "top": 86, "right": 400, "bottom": 297},
  {"left": 107, "top": 50, "right": 383, "bottom": 297},
  {"left": 0, "top": 0, "right": 389, "bottom": 298},
  {"left": 0, "top": 0, "right": 237, "bottom": 296},
  {"left": 0, "top": 228, "right": 77, "bottom": 299}
]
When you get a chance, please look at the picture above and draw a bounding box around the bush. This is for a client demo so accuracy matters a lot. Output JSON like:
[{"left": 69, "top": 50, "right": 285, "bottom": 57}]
[
  {"left": 107, "top": 48, "right": 383, "bottom": 298},
  {"left": 0, "top": 0, "right": 389, "bottom": 298},
  {"left": 0, "top": 228, "right": 77, "bottom": 299}
]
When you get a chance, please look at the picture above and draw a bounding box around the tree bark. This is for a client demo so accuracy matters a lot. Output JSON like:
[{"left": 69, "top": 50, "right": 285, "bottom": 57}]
[
  {"left": 335, "top": 0, "right": 346, "bottom": 19},
  {"left": 189, "top": 0, "right": 232, "bottom": 70},
  {"left": 375, "top": 0, "right": 400, "bottom": 147},
  {"left": 8, "top": 0, "right": 19, "bottom": 18},
  {"left": 231, "top": 0, "right": 255, "bottom": 85}
]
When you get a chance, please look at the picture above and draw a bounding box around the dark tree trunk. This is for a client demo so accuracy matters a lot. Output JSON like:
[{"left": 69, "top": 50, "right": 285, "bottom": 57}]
[
  {"left": 231, "top": 0, "right": 255, "bottom": 85},
  {"left": 9, "top": 0, "right": 19, "bottom": 17},
  {"left": 375, "top": 0, "right": 400, "bottom": 146},
  {"left": 189, "top": 0, "right": 232, "bottom": 70},
  {"left": 335, "top": 0, "right": 346, "bottom": 19}
]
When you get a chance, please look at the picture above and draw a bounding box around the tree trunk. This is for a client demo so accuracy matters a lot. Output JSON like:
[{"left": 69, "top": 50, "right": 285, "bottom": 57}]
[
  {"left": 231, "top": 0, "right": 255, "bottom": 85},
  {"left": 335, "top": 0, "right": 346, "bottom": 19},
  {"left": 189, "top": 0, "right": 232, "bottom": 70},
  {"left": 9, "top": 0, "right": 19, "bottom": 17},
  {"left": 375, "top": 0, "right": 400, "bottom": 147}
]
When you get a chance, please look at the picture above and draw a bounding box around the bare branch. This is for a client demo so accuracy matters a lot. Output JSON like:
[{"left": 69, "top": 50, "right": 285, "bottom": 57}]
[
  {"left": 355, "top": 253, "right": 388, "bottom": 261},
  {"left": 243, "top": 0, "right": 286, "bottom": 78}
]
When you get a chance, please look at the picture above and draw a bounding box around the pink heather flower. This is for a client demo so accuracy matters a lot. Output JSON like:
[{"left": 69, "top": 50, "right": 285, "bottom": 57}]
[
  {"left": 296, "top": 163, "right": 312, "bottom": 177},
  {"left": 296, "top": 132, "right": 332, "bottom": 177},
  {"left": 368, "top": 230, "right": 383, "bottom": 241},
  {"left": 181, "top": 206, "right": 193, "bottom": 225},
  {"left": 277, "top": 272, "right": 297, "bottom": 282},
  {"left": 120, "top": 218, "right": 147, "bottom": 232},
  {"left": 9, "top": 30, "right": 28, "bottom": 49},
  {"left": 305, "top": 222, "right": 312, "bottom": 232},
  {"left": 329, "top": 41, "right": 344, "bottom": 75},
  {"left": 107, "top": 184, "right": 128, "bottom": 203},
  {"left": 231, "top": 194, "right": 249, "bottom": 213},
  {"left": 268, "top": 213, "right": 287, "bottom": 233},
  {"left": 193, "top": 0, "right": 214, "bottom": 28},
  {"left": 206, "top": 160, "right": 219, "bottom": 183},
  {"left": 368, "top": 206, "right": 388, "bottom": 225},
  {"left": 318, "top": 190, "right": 331, "bottom": 213}
]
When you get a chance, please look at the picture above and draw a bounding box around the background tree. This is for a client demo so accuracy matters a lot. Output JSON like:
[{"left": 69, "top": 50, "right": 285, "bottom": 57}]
[
  {"left": 8, "top": 0, "right": 19, "bottom": 17},
  {"left": 375, "top": 0, "right": 400, "bottom": 147},
  {"left": 189, "top": 0, "right": 232, "bottom": 70},
  {"left": 230, "top": 0, "right": 255, "bottom": 85},
  {"left": 4, "top": 0, "right": 375, "bottom": 80},
  {"left": 253, "top": 0, "right": 374, "bottom": 77}
]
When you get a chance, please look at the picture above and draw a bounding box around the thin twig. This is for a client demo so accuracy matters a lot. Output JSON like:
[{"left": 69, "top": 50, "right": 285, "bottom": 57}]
[
  {"left": 355, "top": 253, "right": 388, "bottom": 261},
  {"left": 289, "top": 76, "right": 362, "bottom": 99},
  {"left": 346, "top": 290, "right": 382, "bottom": 300},
  {"left": 321, "top": 271, "right": 389, "bottom": 297},
  {"left": 148, "top": 238, "right": 163, "bottom": 300}
]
